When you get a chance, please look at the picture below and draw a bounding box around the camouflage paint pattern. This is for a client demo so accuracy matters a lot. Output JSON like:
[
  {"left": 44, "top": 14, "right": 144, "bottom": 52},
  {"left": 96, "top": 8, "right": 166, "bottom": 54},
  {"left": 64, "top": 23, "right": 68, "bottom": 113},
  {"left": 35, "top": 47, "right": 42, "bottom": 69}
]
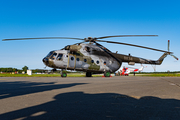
[{"left": 43, "top": 43, "right": 166, "bottom": 73}]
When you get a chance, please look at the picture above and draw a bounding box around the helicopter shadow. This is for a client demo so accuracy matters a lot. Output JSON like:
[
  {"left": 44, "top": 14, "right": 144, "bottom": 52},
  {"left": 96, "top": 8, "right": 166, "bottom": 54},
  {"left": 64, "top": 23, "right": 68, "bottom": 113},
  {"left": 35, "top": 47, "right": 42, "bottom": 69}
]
[
  {"left": 0, "top": 81, "right": 86, "bottom": 99},
  {"left": 0, "top": 92, "right": 180, "bottom": 120}
]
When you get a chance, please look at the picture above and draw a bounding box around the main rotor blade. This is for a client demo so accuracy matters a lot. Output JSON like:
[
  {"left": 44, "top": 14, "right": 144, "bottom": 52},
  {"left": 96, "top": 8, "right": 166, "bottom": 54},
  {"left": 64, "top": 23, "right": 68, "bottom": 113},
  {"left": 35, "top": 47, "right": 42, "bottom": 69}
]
[
  {"left": 2, "top": 37, "right": 84, "bottom": 41},
  {"left": 96, "top": 40, "right": 172, "bottom": 53},
  {"left": 96, "top": 35, "right": 158, "bottom": 39}
]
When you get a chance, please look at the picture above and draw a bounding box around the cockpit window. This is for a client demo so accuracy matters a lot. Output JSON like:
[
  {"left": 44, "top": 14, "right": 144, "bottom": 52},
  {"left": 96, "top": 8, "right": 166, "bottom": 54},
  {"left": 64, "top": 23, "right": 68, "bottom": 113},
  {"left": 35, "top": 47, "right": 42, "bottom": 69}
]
[
  {"left": 50, "top": 53, "right": 57, "bottom": 60},
  {"left": 56, "top": 54, "right": 63, "bottom": 60},
  {"left": 85, "top": 46, "right": 91, "bottom": 52},
  {"left": 46, "top": 51, "right": 54, "bottom": 58}
]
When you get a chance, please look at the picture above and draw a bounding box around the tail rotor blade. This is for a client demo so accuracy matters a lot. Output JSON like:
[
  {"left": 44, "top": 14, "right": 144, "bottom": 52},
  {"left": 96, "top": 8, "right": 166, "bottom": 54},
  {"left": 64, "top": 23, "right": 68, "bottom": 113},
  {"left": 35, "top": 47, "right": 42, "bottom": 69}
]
[
  {"left": 171, "top": 54, "right": 178, "bottom": 60},
  {"left": 167, "top": 40, "right": 178, "bottom": 60},
  {"left": 168, "top": 40, "right": 170, "bottom": 52}
]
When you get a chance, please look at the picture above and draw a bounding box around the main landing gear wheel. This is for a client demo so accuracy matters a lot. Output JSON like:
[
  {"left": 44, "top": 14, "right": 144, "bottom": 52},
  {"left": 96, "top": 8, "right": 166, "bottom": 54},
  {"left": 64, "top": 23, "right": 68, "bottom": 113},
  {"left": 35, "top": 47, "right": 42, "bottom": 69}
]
[
  {"left": 104, "top": 71, "right": 110, "bottom": 77},
  {"left": 61, "top": 72, "right": 67, "bottom": 77},
  {"left": 86, "top": 72, "right": 92, "bottom": 77}
]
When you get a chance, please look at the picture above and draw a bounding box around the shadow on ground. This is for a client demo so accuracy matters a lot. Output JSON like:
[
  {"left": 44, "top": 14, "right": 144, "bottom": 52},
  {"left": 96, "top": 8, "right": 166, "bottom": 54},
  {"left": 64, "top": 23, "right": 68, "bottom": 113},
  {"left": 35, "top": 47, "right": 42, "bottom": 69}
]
[
  {"left": 1, "top": 91, "right": 180, "bottom": 120},
  {"left": 0, "top": 81, "right": 86, "bottom": 99}
]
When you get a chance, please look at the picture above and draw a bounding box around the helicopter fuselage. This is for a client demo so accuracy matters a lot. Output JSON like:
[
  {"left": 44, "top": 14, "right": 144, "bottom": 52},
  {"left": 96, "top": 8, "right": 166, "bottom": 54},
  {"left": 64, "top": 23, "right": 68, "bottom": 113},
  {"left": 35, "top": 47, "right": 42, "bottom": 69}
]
[{"left": 42, "top": 43, "right": 121, "bottom": 73}]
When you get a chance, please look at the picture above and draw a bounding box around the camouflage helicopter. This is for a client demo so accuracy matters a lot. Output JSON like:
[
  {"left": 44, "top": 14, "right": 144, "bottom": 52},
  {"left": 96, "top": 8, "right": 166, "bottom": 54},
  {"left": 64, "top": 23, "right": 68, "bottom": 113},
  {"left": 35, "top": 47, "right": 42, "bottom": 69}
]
[{"left": 3, "top": 35, "right": 178, "bottom": 77}]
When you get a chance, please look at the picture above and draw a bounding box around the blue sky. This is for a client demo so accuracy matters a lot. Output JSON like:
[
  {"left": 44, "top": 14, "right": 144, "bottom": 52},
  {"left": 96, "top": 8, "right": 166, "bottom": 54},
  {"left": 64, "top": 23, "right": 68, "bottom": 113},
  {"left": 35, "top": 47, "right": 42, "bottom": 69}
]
[{"left": 0, "top": 0, "right": 179, "bottom": 72}]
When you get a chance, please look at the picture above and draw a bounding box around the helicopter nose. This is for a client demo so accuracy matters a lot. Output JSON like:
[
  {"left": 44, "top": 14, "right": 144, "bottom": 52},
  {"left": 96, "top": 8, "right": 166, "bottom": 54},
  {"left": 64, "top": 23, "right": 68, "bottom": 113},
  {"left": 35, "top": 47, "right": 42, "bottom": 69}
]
[{"left": 42, "top": 58, "right": 49, "bottom": 64}]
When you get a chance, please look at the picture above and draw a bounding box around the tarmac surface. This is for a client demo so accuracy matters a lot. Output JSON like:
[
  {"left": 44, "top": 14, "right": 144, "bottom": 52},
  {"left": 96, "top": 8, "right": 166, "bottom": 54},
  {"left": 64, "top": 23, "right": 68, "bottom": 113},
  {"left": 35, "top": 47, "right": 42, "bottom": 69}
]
[{"left": 0, "top": 76, "right": 180, "bottom": 120}]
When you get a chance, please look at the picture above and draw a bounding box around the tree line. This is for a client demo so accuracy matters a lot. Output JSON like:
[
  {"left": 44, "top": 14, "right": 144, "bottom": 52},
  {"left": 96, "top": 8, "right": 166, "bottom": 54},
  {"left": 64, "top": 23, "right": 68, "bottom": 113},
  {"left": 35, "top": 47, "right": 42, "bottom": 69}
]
[
  {"left": 0, "top": 66, "right": 62, "bottom": 73},
  {"left": 0, "top": 66, "right": 29, "bottom": 73}
]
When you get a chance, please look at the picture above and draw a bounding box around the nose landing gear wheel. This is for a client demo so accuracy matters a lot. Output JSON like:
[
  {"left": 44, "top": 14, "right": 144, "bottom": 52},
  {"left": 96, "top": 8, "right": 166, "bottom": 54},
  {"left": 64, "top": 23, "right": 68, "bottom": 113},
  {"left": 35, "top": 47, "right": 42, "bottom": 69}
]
[
  {"left": 61, "top": 72, "right": 67, "bottom": 77},
  {"left": 104, "top": 72, "right": 110, "bottom": 77}
]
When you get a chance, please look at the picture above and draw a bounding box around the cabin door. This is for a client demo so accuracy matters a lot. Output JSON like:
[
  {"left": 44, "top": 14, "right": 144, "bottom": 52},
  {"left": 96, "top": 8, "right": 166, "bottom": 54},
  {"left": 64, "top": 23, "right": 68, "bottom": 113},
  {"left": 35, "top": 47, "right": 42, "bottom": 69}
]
[{"left": 67, "top": 54, "right": 76, "bottom": 69}]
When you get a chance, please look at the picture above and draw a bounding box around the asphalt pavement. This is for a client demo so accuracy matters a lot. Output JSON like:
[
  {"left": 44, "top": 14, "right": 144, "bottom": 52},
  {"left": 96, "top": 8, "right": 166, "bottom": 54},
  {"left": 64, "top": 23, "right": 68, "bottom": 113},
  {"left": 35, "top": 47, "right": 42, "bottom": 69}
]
[{"left": 0, "top": 76, "right": 180, "bottom": 120}]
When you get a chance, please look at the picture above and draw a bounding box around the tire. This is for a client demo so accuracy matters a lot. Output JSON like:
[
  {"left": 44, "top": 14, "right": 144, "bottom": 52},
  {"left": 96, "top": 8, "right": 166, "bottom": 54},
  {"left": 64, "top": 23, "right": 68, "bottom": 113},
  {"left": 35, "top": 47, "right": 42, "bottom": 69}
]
[
  {"left": 86, "top": 72, "right": 92, "bottom": 77},
  {"left": 104, "top": 72, "right": 110, "bottom": 77},
  {"left": 61, "top": 72, "right": 67, "bottom": 77}
]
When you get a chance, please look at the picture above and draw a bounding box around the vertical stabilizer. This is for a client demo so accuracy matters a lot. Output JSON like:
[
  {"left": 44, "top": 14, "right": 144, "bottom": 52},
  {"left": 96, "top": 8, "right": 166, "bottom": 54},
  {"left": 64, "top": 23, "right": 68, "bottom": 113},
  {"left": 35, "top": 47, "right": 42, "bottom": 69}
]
[{"left": 157, "top": 52, "right": 168, "bottom": 65}]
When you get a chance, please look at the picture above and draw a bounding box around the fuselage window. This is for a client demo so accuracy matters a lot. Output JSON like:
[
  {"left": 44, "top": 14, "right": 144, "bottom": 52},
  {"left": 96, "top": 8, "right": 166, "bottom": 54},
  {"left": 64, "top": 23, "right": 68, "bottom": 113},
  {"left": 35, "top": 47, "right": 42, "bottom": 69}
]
[
  {"left": 85, "top": 46, "right": 90, "bottom": 52},
  {"left": 84, "top": 59, "right": 87, "bottom": 62},
  {"left": 71, "top": 57, "right": 74, "bottom": 61},
  {"left": 91, "top": 60, "right": 94, "bottom": 63},
  {"left": 77, "top": 58, "right": 79, "bottom": 61},
  {"left": 96, "top": 61, "right": 99, "bottom": 64},
  {"left": 56, "top": 54, "right": 63, "bottom": 60},
  {"left": 50, "top": 53, "right": 57, "bottom": 60}
]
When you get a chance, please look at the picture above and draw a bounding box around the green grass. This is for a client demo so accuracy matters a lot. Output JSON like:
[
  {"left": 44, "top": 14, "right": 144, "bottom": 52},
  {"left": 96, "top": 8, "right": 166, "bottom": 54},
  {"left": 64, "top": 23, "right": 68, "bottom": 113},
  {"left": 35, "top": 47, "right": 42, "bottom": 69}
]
[
  {"left": 138, "top": 73, "right": 180, "bottom": 77},
  {"left": 0, "top": 74, "right": 60, "bottom": 77},
  {"left": 0, "top": 73, "right": 103, "bottom": 77}
]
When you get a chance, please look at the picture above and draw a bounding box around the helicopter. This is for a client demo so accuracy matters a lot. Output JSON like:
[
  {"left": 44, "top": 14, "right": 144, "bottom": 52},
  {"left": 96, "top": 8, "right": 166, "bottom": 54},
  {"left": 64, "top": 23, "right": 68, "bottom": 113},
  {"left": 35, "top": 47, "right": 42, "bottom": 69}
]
[
  {"left": 2, "top": 35, "right": 178, "bottom": 77},
  {"left": 119, "top": 65, "right": 146, "bottom": 76}
]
